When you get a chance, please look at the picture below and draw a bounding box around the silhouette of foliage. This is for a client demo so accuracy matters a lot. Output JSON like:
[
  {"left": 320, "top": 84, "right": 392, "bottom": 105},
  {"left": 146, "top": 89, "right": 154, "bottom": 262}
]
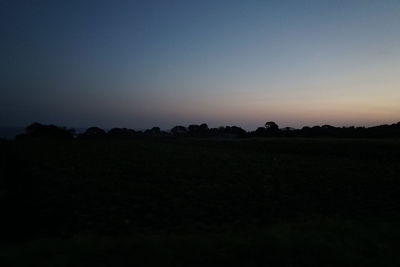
[
  {"left": 144, "top": 127, "right": 166, "bottom": 136},
  {"left": 17, "top": 122, "right": 74, "bottom": 139},
  {"left": 187, "top": 123, "right": 210, "bottom": 137},
  {"left": 170, "top": 125, "right": 187, "bottom": 136},
  {"left": 108, "top": 128, "right": 138, "bottom": 138},
  {"left": 80, "top": 127, "right": 106, "bottom": 138},
  {"left": 265, "top": 121, "right": 279, "bottom": 131},
  {"left": 5, "top": 121, "right": 400, "bottom": 141},
  {"left": 209, "top": 125, "right": 247, "bottom": 138}
]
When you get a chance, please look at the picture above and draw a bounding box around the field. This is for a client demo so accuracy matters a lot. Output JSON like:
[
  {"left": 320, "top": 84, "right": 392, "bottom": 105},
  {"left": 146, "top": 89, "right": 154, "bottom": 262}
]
[{"left": 1, "top": 137, "right": 400, "bottom": 266}]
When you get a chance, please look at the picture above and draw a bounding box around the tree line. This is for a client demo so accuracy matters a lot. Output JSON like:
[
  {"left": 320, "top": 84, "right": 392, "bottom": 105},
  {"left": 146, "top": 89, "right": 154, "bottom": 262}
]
[{"left": 12, "top": 121, "right": 400, "bottom": 140}]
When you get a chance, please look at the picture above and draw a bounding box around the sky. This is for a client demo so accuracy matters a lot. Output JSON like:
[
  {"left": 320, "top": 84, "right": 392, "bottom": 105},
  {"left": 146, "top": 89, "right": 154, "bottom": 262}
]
[{"left": 1, "top": 0, "right": 399, "bottom": 130}]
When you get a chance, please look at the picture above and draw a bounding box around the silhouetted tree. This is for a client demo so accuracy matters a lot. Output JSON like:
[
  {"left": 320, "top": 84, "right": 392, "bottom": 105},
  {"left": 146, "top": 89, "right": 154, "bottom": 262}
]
[
  {"left": 188, "top": 124, "right": 200, "bottom": 134},
  {"left": 144, "top": 127, "right": 164, "bottom": 136},
  {"left": 264, "top": 121, "right": 280, "bottom": 136},
  {"left": 81, "top": 127, "right": 106, "bottom": 138},
  {"left": 19, "top": 122, "right": 74, "bottom": 139},
  {"left": 265, "top": 121, "right": 279, "bottom": 131},
  {"left": 199, "top": 123, "right": 209, "bottom": 131},
  {"left": 282, "top": 127, "right": 295, "bottom": 131},
  {"left": 108, "top": 128, "right": 137, "bottom": 138},
  {"left": 187, "top": 124, "right": 210, "bottom": 137},
  {"left": 321, "top": 125, "right": 335, "bottom": 130},
  {"left": 171, "top": 126, "right": 187, "bottom": 136},
  {"left": 254, "top": 127, "right": 266, "bottom": 136},
  {"left": 208, "top": 126, "right": 246, "bottom": 138},
  {"left": 281, "top": 127, "right": 297, "bottom": 137},
  {"left": 150, "top": 127, "right": 161, "bottom": 134},
  {"left": 229, "top": 126, "right": 246, "bottom": 136}
]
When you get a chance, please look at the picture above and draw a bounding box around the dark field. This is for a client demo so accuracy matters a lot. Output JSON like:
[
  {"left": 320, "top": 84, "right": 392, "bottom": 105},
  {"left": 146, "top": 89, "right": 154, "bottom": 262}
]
[{"left": 1, "top": 137, "right": 400, "bottom": 266}]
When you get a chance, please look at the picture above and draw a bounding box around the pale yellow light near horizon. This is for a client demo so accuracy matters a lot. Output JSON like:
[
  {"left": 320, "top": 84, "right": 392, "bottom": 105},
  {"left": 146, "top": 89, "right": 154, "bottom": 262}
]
[{"left": 147, "top": 65, "right": 400, "bottom": 128}]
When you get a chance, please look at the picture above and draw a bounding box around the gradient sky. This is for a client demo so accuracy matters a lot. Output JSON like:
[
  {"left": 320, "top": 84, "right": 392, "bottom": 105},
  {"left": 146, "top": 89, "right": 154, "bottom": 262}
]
[{"left": 1, "top": 0, "right": 399, "bottom": 130}]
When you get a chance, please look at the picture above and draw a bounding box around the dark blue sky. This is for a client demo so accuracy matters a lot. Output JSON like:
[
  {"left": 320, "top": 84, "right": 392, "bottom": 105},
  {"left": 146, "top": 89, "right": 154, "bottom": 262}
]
[{"left": 1, "top": 0, "right": 399, "bottom": 129}]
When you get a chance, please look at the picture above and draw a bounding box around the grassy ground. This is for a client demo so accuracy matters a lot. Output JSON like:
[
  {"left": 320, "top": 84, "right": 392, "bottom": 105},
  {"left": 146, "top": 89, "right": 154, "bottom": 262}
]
[
  {"left": 2, "top": 220, "right": 400, "bottom": 267},
  {"left": 1, "top": 137, "right": 400, "bottom": 265}
]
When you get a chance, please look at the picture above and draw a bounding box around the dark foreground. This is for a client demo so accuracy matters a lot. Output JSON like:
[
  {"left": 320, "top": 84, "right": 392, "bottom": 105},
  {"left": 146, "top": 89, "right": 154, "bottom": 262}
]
[{"left": 1, "top": 137, "right": 400, "bottom": 266}]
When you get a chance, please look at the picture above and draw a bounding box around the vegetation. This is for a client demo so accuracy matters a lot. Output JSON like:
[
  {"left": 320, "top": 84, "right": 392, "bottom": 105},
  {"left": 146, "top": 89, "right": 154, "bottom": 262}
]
[
  {"left": 1, "top": 122, "right": 400, "bottom": 266},
  {"left": 13, "top": 121, "right": 400, "bottom": 140}
]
